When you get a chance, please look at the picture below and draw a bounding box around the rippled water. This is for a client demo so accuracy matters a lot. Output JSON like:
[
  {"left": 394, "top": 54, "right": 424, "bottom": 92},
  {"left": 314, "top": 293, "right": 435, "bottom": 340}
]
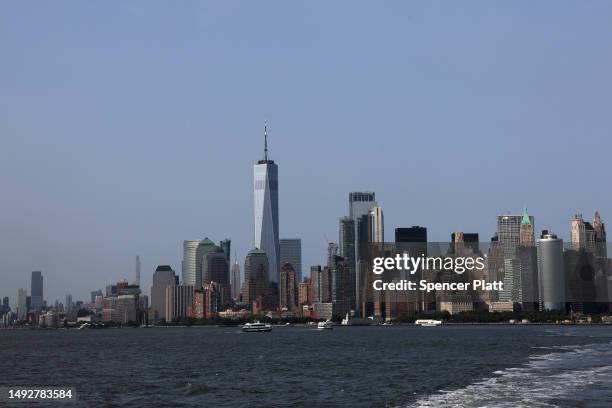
[{"left": 1, "top": 325, "right": 612, "bottom": 407}]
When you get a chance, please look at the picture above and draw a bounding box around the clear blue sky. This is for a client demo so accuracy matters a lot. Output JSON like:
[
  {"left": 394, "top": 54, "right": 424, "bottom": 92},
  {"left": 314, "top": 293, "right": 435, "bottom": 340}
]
[{"left": 1, "top": 1, "right": 611, "bottom": 305}]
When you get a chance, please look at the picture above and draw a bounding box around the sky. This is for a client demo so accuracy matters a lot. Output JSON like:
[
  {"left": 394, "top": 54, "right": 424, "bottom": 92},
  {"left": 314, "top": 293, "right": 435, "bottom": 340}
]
[{"left": 1, "top": 1, "right": 611, "bottom": 306}]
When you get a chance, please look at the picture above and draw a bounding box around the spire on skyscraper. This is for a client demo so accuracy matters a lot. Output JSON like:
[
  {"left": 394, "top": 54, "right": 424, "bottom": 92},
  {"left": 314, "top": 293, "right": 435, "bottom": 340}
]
[
  {"left": 264, "top": 123, "right": 268, "bottom": 161},
  {"left": 521, "top": 208, "right": 531, "bottom": 225}
]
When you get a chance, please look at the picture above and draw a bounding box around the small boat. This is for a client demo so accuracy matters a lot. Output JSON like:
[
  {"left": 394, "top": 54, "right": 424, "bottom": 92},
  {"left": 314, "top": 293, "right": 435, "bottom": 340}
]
[
  {"left": 242, "top": 321, "right": 272, "bottom": 332},
  {"left": 415, "top": 319, "right": 442, "bottom": 327},
  {"left": 317, "top": 320, "right": 334, "bottom": 330}
]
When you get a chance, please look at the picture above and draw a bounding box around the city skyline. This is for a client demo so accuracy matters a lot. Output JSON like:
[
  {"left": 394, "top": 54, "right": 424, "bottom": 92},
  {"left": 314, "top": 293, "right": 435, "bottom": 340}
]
[{"left": 2, "top": 2, "right": 612, "bottom": 304}]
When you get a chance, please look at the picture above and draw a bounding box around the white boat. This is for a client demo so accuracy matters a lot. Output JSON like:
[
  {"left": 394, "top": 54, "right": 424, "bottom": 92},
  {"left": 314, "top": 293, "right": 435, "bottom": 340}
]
[
  {"left": 415, "top": 319, "right": 442, "bottom": 327},
  {"left": 317, "top": 320, "right": 334, "bottom": 330},
  {"left": 242, "top": 321, "right": 272, "bottom": 332}
]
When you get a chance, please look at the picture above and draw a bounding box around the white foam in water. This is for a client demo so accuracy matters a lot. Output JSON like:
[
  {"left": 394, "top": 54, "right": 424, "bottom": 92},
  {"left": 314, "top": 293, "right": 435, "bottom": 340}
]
[{"left": 410, "top": 342, "right": 612, "bottom": 408}]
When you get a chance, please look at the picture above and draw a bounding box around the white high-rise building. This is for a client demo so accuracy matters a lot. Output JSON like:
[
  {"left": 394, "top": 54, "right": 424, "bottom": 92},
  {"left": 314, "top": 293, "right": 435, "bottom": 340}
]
[
  {"left": 369, "top": 206, "right": 384, "bottom": 243},
  {"left": 17, "top": 288, "right": 27, "bottom": 320},
  {"left": 182, "top": 240, "right": 200, "bottom": 286},
  {"left": 254, "top": 126, "right": 280, "bottom": 283},
  {"left": 280, "top": 239, "right": 302, "bottom": 282}
]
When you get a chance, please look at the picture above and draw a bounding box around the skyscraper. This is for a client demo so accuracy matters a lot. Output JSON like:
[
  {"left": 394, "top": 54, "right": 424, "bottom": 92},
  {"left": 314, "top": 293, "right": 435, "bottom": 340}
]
[
  {"left": 395, "top": 227, "right": 427, "bottom": 243},
  {"left": 219, "top": 239, "right": 231, "bottom": 264},
  {"left": 151, "top": 265, "right": 177, "bottom": 322},
  {"left": 254, "top": 125, "right": 280, "bottom": 283},
  {"left": 339, "top": 217, "right": 355, "bottom": 263},
  {"left": 196, "top": 238, "right": 216, "bottom": 287},
  {"left": 242, "top": 248, "right": 273, "bottom": 310},
  {"left": 65, "top": 294, "right": 73, "bottom": 312},
  {"left": 202, "top": 246, "right": 230, "bottom": 306},
  {"left": 230, "top": 256, "right": 241, "bottom": 301},
  {"left": 369, "top": 206, "right": 384, "bottom": 243},
  {"left": 497, "top": 211, "right": 535, "bottom": 306},
  {"left": 280, "top": 239, "right": 302, "bottom": 282},
  {"left": 537, "top": 231, "right": 565, "bottom": 311},
  {"left": 135, "top": 255, "right": 141, "bottom": 287},
  {"left": 349, "top": 192, "right": 378, "bottom": 316},
  {"left": 182, "top": 240, "right": 200, "bottom": 286},
  {"left": 279, "top": 263, "right": 297, "bottom": 311},
  {"left": 17, "top": 288, "right": 27, "bottom": 320},
  {"left": 30, "top": 271, "right": 43, "bottom": 310}
]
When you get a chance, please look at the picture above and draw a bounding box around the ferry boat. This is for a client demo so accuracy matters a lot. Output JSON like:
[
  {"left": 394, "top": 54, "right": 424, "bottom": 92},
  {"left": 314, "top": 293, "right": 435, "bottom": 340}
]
[
  {"left": 317, "top": 320, "right": 334, "bottom": 330},
  {"left": 415, "top": 319, "right": 442, "bottom": 327},
  {"left": 341, "top": 313, "right": 373, "bottom": 326},
  {"left": 242, "top": 321, "right": 272, "bottom": 332}
]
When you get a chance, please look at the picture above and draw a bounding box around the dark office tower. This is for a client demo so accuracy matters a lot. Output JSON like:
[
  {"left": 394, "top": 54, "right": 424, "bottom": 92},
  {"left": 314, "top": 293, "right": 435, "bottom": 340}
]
[
  {"left": 243, "top": 249, "right": 273, "bottom": 310},
  {"left": 219, "top": 239, "right": 231, "bottom": 263},
  {"left": 279, "top": 263, "right": 297, "bottom": 311},
  {"left": 280, "top": 239, "right": 302, "bottom": 283},
  {"left": 2, "top": 297, "right": 9, "bottom": 313},
  {"left": 254, "top": 125, "right": 280, "bottom": 284},
  {"left": 310, "top": 265, "right": 322, "bottom": 302},
  {"left": 135, "top": 255, "right": 141, "bottom": 287},
  {"left": 195, "top": 238, "right": 216, "bottom": 288},
  {"left": 395, "top": 227, "right": 429, "bottom": 312},
  {"left": 202, "top": 246, "right": 231, "bottom": 306},
  {"left": 339, "top": 217, "right": 355, "bottom": 263},
  {"left": 592, "top": 211, "right": 607, "bottom": 259},
  {"left": 30, "top": 271, "right": 43, "bottom": 310},
  {"left": 395, "top": 227, "right": 427, "bottom": 243},
  {"left": 332, "top": 259, "right": 352, "bottom": 318},
  {"left": 327, "top": 242, "right": 339, "bottom": 268}
]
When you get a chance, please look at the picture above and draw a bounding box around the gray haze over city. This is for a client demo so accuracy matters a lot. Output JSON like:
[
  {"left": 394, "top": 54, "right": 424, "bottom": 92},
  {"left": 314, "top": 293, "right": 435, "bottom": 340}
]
[{"left": 1, "top": 2, "right": 611, "bottom": 305}]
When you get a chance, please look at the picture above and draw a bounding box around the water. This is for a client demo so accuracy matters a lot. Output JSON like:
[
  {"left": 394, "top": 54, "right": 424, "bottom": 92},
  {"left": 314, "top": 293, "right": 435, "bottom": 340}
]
[{"left": 1, "top": 325, "right": 612, "bottom": 407}]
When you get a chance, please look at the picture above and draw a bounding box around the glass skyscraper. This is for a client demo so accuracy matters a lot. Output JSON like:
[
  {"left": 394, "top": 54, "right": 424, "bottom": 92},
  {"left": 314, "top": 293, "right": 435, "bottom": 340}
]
[
  {"left": 30, "top": 271, "right": 43, "bottom": 310},
  {"left": 254, "top": 126, "right": 280, "bottom": 283},
  {"left": 280, "top": 238, "right": 302, "bottom": 283}
]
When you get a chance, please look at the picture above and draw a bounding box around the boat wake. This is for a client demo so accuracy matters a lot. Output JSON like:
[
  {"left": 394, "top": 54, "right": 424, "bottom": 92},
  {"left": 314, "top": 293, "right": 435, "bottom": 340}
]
[{"left": 410, "top": 341, "right": 612, "bottom": 408}]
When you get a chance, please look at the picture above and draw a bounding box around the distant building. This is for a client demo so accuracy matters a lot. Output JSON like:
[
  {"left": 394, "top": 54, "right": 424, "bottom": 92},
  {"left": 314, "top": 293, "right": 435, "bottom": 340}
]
[
  {"left": 30, "top": 271, "right": 43, "bottom": 310},
  {"left": 191, "top": 283, "right": 220, "bottom": 319},
  {"left": 369, "top": 206, "right": 384, "bottom": 243},
  {"left": 395, "top": 227, "right": 427, "bottom": 243},
  {"left": 230, "top": 258, "right": 241, "bottom": 301},
  {"left": 280, "top": 239, "right": 302, "bottom": 283},
  {"left": 219, "top": 239, "right": 231, "bottom": 264},
  {"left": 339, "top": 217, "right": 355, "bottom": 263},
  {"left": 202, "top": 245, "right": 230, "bottom": 306},
  {"left": 17, "top": 288, "right": 27, "bottom": 320},
  {"left": 242, "top": 248, "right": 274, "bottom": 311},
  {"left": 182, "top": 240, "right": 200, "bottom": 286},
  {"left": 298, "top": 279, "right": 312, "bottom": 306},
  {"left": 90, "top": 289, "right": 103, "bottom": 304},
  {"left": 151, "top": 265, "right": 177, "bottom": 322},
  {"left": 195, "top": 238, "right": 216, "bottom": 288},
  {"left": 326, "top": 242, "right": 339, "bottom": 268},
  {"left": 165, "top": 285, "right": 194, "bottom": 322},
  {"left": 65, "top": 294, "right": 73, "bottom": 313},
  {"left": 254, "top": 126, "right": 280, "bottom": 284},
  {"left": 537, "top": 231, "right": 565, "bottom": 311},
  {"left": 279, "top": 263, "right": 297, "bottom": 311}
]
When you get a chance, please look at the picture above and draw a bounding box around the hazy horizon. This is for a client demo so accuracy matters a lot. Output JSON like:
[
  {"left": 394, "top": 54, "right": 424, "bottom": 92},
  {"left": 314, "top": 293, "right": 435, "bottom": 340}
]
[{"left": 1, "top": 1, "right": 611, "bottom": 305}]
